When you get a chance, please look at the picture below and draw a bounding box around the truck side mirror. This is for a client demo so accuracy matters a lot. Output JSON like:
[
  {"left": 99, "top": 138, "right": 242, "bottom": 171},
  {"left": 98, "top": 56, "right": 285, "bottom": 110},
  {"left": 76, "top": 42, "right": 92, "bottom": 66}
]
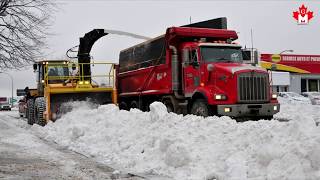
[
  {"left": 33, "top": 64, "right": 37, "bottom": 72},
  {"left": 192, "top": 60, "right": 199, "bottom": 67},
  {"left": 207, "top": 64, "right": 214, "bottom": 71},
  {"left": 182, "top": 49, "right": 189, "bottom": 64},
  {"left": 191, "top": 49, "right": 199, "bottom": 68}
]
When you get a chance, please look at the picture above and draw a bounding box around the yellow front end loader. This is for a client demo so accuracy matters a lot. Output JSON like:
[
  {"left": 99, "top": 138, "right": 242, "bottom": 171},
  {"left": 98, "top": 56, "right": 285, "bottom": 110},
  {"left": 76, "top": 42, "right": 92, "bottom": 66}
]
[
  {"left": 26, "top": 61, "right": 117, "bottom": 126},
  {"left": 25, "top": 29, "right": 118, "bottom": 126}
]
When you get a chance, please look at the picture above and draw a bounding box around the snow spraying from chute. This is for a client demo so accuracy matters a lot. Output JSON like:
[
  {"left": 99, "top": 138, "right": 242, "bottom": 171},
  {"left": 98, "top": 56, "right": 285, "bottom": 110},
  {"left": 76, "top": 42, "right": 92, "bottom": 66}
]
[
  {"left": 66, "top": 29, "right": 151, "bottom": 58},
  {"left": 103, "top": 29, "right": 151, "bottom": 40}
]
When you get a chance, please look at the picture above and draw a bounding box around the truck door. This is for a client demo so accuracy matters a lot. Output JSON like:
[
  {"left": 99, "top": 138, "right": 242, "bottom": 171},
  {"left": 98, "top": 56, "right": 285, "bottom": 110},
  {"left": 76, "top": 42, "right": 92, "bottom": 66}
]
[{"left": 182, "top": 48, "right": 200, "bottom": 97}]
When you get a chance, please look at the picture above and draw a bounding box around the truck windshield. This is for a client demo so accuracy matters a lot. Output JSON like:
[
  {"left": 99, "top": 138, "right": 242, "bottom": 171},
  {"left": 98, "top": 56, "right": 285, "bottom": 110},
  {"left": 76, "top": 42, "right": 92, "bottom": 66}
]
[{"left": 200, "top": 46, "right": 243, "bottom": 63}]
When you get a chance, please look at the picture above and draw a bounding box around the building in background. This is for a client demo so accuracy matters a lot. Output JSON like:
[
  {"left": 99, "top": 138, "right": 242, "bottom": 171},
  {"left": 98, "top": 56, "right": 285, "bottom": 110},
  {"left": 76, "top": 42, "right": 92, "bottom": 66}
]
[
  {"left": 260, "top": 54, "right": 320, "bottom": 93},
  {"left": 269, "top": 71, "right": 290, "bottom": 92}
]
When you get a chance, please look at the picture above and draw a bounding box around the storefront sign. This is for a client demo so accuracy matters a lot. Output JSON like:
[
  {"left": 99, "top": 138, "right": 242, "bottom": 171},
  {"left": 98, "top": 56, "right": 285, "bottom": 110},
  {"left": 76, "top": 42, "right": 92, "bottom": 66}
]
[{"left": 260, "top": 54, "right": 320, "bottom": 74}]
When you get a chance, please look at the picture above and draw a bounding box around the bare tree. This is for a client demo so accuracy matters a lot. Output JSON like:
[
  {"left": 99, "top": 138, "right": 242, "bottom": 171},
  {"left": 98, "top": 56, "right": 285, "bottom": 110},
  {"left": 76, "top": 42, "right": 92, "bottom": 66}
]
[{"left": 0, "top": 0, "right": 55, "bottom": 70}]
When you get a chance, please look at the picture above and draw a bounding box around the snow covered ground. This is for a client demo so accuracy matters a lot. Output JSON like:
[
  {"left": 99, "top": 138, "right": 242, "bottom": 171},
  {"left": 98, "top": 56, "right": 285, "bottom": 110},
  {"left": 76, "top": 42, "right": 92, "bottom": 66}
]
[
  {"left": 0, "top": 110, "right": 141, "bottom": 180},
  {"left": 24, "top": 101, "right": 320, "bottom": 180}
]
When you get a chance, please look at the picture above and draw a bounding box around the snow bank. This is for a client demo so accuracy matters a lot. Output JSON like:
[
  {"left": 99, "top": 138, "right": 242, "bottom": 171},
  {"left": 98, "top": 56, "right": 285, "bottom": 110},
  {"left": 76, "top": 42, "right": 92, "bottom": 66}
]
[
  {"left": 277, "top": 96, "right": 311, "bottom": 105},
  {"left": 31, "top": 101, "right": 320, "bottom": 180}
]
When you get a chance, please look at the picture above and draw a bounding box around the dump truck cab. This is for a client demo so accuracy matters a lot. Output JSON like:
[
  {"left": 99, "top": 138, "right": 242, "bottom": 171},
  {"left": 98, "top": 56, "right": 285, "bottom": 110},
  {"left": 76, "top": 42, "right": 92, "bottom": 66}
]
[{"left": 180, "top": 40, "right": 279, "bottom": 118}]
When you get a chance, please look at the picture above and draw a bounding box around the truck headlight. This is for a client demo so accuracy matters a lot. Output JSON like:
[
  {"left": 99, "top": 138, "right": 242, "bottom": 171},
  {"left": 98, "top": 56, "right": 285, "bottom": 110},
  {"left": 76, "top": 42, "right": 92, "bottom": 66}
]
[
  {"left": 272, "top": 93, "right": 278, "bottom": 99},
  {"left": 78, "top": 81, "right": 84, "bottom": 85},
  {"left": 273, "top": 105, "right": 278, "bottom": 111},
  {"left": 224, "top": 107, "right": 231, "bottom": 112},
  {"left": 215, "top": 94, "right": 227, "bottom": 100},
  {"left": 84, "top": 81, "right": 90, "bottom": 85}
]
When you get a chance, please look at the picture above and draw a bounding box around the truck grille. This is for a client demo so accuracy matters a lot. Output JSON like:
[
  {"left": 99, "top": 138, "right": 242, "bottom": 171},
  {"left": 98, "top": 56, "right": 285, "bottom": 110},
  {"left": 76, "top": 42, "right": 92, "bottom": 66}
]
[{"left": 238, "top": 72, "right": 269, "bottom": 103}]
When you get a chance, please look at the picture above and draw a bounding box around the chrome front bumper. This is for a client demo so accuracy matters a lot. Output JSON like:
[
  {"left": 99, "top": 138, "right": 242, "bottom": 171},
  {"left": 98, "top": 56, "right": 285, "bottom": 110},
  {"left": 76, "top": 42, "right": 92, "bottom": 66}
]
[{"left": 217, "top": 103, "right": 280, "bottom": 117}]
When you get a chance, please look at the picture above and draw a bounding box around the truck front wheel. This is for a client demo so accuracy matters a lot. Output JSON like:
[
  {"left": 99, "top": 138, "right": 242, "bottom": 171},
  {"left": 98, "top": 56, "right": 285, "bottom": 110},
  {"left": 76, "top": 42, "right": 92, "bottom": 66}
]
[
  {"left": 163, "top": 99, "right": 174, "bottom": 113},
  {"left": 191, "top": 99, "right": 211, "bottom": 117}
]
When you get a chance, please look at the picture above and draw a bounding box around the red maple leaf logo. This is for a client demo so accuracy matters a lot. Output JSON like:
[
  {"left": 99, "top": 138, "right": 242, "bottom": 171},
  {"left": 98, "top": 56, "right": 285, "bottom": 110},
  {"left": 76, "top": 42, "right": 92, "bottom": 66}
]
[{"left": 293, "top": 4, "right": 314, "bottom": 23}]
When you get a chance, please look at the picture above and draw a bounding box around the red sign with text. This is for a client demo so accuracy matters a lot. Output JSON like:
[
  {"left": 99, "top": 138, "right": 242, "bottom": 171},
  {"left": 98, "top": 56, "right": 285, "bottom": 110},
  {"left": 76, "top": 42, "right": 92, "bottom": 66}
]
[{"left": 261, "top": 54, "right": 320, "bottom": 74}]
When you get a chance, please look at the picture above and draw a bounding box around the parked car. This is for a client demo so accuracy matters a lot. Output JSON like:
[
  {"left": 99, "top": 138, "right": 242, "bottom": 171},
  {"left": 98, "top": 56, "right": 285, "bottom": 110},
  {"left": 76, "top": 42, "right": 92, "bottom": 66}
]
[
  {"left": 18, "top": 98, "right": 27, "bottom": 117},
  {"left": 278, "top": 92, "right": 311, "bottom": 104},
  {"left": 301, "top": 91, "right": 320, "bottom": 105},
  {"left": 0, "top": 103, "right": 11, "bottom": 111}
]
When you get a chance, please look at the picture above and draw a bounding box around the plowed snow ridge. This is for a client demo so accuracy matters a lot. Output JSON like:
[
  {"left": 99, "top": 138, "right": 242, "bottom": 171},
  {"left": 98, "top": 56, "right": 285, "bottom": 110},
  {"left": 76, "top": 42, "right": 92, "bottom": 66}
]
[{"left": 31, "top": 101, "right": 320, "bottom": 180}]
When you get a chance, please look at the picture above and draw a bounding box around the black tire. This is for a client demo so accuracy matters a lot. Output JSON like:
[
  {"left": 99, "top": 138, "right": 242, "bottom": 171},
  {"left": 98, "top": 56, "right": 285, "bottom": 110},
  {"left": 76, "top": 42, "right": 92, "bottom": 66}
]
[
  {"left": 34, "top": 97, "right": 46, "bottom": 126},
  {"left": 119, "top": 101, "right": 128, "bottom": 111},
  {"left": 130, "top": 101, "right": 139, "bottom": 109},
  {"left": 190, "top": 99, "right": 211, "bottom": 117},
  {"left": 26, "top": 99, "right": 35, "bottom": 125},
  {"left": 262, "top": 116, "right": 273, "bottom": 120},
  {"left": 163, "top": 99, "right": 174, "bottom": 113}
]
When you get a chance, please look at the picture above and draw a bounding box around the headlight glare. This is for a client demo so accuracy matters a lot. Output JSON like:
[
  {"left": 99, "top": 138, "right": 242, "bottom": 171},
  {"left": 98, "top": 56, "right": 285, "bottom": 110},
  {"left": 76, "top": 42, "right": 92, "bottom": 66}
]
[
  {"left": 224, "top": 107, "right": 231, "bottom": 112},
  {"left": 215, "top": 94, "right": 227, "bottom": 100},
  {"left": 272, "top": 93, "right": 278, "bottom": 99}
]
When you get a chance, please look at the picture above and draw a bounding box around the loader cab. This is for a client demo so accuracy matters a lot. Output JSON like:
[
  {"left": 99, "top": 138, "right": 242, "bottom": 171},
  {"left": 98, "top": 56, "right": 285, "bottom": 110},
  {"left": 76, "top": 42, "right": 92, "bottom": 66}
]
[{"left": 33, "top": 61, "right": 69, "bottom": 94}]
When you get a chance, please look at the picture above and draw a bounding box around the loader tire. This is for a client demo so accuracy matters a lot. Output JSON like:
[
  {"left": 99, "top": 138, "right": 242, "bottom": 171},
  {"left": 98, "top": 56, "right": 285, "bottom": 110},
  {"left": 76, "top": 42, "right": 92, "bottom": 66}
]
[
  {"left": 26, "top": 99, "right": 35, "bottom": 125},
  {"left": 34, "top": 97, "right": 46, "bottom": 126},
  {"left": 190, "top": 99, "right": 211, "bottom": 117}
]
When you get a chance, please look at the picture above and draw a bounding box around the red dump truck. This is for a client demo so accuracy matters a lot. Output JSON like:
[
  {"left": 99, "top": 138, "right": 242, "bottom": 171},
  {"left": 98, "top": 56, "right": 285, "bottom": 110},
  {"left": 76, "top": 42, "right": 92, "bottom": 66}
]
[{"left": 117, "top": 18, "right": 279, "bottom": 119}]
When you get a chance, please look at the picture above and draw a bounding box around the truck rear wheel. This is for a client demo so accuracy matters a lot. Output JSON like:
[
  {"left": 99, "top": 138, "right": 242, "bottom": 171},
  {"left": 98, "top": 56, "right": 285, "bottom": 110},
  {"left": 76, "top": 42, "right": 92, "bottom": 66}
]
[
  {"left": 26, "top": 99, "right": 35, "bottom": 125},
  {"left": 119, "top": 101, "right": 129, "bottom": 111},
  {"left": 191, "top": 99, "right": 211, "bottom": 117},
  {"left": 34, "top": 97, "right": 46, "bottom": 126},
  {"left": 163, "top": 99, "right": 174, "bottom": 113},
  {"left": 262, "top": 116, "right": 273, "bottom": 120},
  {"left": 130, "top": 101, "right": 139, "bottom": 109}
]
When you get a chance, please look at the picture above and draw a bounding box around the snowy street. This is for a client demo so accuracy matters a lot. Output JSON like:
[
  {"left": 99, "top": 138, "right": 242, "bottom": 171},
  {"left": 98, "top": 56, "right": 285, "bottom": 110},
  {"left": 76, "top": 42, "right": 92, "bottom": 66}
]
[
  {"left": 0, "top": 110, "right": 141, "bottom": 180},
  {"left": 1, "top": 0, "right": 320, "bottom": 180},
  {"left": 1, "top": 100, "right": 320, "bottom": 180}
]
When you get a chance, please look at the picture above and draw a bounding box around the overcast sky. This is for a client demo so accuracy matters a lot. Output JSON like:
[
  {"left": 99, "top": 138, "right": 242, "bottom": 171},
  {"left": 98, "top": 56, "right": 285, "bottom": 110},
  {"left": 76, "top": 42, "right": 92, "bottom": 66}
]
[{"left": 1, "top": 0, "right": 319, "bottom": 97}]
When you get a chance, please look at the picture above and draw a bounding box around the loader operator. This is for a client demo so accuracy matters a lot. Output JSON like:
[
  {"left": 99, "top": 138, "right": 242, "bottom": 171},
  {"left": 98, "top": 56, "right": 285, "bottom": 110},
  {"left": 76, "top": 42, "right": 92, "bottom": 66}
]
[{"left": 63, "top": 63, "right": 79, "bottom": 85}]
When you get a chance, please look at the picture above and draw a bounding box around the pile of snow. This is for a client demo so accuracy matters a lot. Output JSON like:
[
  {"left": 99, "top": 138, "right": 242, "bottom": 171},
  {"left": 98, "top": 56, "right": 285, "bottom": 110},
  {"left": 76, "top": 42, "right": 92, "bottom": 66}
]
[
  {"left": 274, "top": 101, "right": 320, "bottom": 124},
  {"left": 277, "top": 96, "right": 311, "bottom": 105},
  {"left": 31, "top": 101, "right": 320, "bottom": 180}
]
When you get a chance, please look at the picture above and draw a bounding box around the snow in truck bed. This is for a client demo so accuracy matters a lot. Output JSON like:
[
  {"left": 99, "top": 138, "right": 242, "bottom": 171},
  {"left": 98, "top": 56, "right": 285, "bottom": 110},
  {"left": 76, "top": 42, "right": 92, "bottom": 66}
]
[{"left": 30, "top": 101, "right": 320, "bottom": 180}]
